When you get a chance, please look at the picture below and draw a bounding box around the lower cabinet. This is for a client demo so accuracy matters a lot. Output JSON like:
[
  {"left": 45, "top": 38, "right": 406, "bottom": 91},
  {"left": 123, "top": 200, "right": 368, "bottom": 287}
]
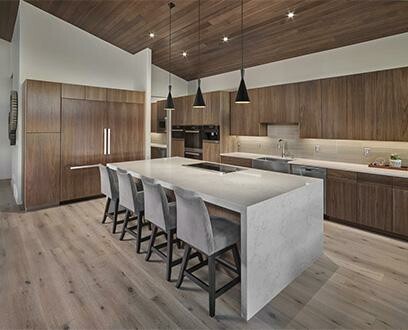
[
  {"left": 325, "top": 170, "right": 357, "bottom": 223},
  {"left": 171, "top": 138, "right": 184, "bottom": 157},
  {"left": 220, "top": 156, "right": 252, "bottom": 168},
  {"left": 393, "top": 178, "right": 408, "bottom": 236},
  {"left": 203, "top": 141, "right": 220, "bottom": 163}
]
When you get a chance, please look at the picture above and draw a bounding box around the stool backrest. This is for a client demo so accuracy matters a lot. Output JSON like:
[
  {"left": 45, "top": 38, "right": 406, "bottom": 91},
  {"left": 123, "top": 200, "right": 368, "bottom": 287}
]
[
  {"left": 174, "top": 186, "right": 214, "bottom": 254},
  {"left": 99, "top": 165, "right": 118, "bottom": 199},
  {"left": 117, "top": 170, "right": 140, "bottom": 213},
  {"left": 141, "top": 176, "right": 169, "bottom": 230}
]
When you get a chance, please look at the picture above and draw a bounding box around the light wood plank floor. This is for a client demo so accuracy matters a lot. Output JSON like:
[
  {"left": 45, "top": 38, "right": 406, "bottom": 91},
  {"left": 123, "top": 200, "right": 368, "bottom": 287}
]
[{"left": 0, "top": 183, "right": 407, "bottom": 329}]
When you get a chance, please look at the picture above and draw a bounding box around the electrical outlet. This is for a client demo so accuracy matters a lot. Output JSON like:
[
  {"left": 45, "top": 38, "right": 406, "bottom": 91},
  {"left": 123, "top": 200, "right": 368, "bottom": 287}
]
[
  {"left": 256, "top": 142, "right": 262, "bottom": 149},
  {"left": 363, "top": 147, "right": 371, "bottom": 157},
  {"left": 314, "top": 144, "right": 320, "bottom": 153}
]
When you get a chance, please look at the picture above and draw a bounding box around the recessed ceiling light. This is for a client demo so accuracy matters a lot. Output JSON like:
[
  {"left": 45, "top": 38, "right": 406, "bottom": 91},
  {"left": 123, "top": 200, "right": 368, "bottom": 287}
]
[
  {"left": 149, "top": 32, "right": 155, "bottom": 38},
  {"left": 287, "top": 11, "right": 295, "bottom": 19},
  {"left": 222, "top": 36, "right": 229, "bottom": 42},
  {"left": 182, "top": 51, "right": 188, "bottom": 57}
]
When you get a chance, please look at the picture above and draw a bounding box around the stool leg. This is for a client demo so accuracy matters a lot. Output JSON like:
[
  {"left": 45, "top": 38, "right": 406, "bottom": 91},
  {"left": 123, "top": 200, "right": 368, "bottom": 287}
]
[
  {"left": 135, "top": 211, "right": 143, "bottom": 254},
  {"left": 145, "top": 225, "right": 158, "bottom": 261},
  {"left": 208, "top": 254, "right": 216, "bottom": 317},
  {"left": 119, "top": 210, "right": 130, "bottom": 241},
  {"left": 232, "top": 244, "right": 241, "bottom": 275},
  {"left": 176, "top": 245, "right": 191, "bottom": 288},
  {"left": 166, "top": 229, "right": 174, "bottom": 281},
  {"left": 102, "top": 198, "right": 111, "bottom": 224},
  {"left": 112, "top": 199, "right": 119, "bottom": 234}
]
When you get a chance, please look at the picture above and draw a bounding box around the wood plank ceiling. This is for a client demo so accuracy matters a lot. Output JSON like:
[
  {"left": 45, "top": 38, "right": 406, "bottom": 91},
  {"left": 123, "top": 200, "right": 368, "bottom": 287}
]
[
  {"left": 0, "top": 1, "right": 19, "bottom": 42},
  {"left": 4, "top": 0, "right": 408, "bottom": 80}
]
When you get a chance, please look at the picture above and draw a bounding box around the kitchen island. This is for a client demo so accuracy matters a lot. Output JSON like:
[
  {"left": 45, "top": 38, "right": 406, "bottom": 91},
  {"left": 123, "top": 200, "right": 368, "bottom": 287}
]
[{"left": 108, "top": 157, "right": 324, "bottom": 320}]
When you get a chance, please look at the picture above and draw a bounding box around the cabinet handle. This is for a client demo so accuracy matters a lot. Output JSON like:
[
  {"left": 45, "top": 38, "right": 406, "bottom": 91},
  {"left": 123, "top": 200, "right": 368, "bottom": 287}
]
[
  {"left": 70, "top": 164, "right": 100, "bottom": 170},
  {"left": 103, "top": 128, "right": 107, "bottom": 155},
  {"left": 107, "top": 128, "right": 111, "bottom": 155}
]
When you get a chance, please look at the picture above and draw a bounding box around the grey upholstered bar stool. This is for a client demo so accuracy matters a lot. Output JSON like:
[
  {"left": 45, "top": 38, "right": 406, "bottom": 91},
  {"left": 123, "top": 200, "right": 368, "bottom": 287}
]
[
  {"left": 99, "top": 165, "right": 121, "bottom": 234},
  {"left": 174, "top": 186, "right": 241, "bottom": 317},
  {"left": 117, "top": 170, "right": 151, "bottom": 253},
  {"left": 141, "top": 176, "right": 184, "bottom": 281}
]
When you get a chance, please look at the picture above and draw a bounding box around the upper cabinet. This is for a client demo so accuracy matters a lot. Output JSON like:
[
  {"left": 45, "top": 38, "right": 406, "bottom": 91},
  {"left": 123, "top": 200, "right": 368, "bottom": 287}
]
[
  {"left": 25, "top": 80, "right": 61, "bottom": 133},
  {"left": 392, "top": 68, "right": 408, "bottom": 141},
  {"left": 107, "top": 88, "right": 144, "bottom": 103},
  {"left": 230, "top": 89, "right": 267, "bottom": 136},
  {"left": 259, "top": 84, "right": 299, "bottom": 124},
  {"left": 299, "top": 80, "right": 322, "bottom": 138}
]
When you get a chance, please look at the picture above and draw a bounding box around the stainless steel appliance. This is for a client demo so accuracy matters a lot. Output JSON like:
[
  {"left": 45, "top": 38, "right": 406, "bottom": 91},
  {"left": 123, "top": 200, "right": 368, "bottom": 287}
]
[
  {"left": 184, "top": 126, "right": 203, "bottom": 159},
  {"left": 172, "top": 126, "right": 184, "bottom": 139},
  {"left": 184, "top": 162, "right": 243, "bottom": 174},
  {"left": 202, "top": 126, "right": 219, "bottom": 141},
  {"left": 158, "top": 118, "right": 166, "bottom": 132}
]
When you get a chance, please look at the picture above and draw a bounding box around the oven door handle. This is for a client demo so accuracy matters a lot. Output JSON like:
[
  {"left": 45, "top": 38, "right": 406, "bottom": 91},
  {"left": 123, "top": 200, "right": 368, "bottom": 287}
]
[
  {"left": 185, "top": 130, "right": 200, "bottom": 134},
  {"left": 172, "top": 129, "right": 184, "bottom": 132},
  {"left": 185, "top": 151, "right": 201, "bottom": 156}
]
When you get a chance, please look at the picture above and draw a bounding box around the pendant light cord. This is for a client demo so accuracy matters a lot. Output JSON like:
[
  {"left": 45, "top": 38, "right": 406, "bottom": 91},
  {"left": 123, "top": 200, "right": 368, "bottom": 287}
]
[
  {"left": 241, "top": 0, "right": 244, "bottom": 74},
  {"left": 198, "top": 0, "right": 201, "bottom": 84},
  {"left": 168, "top": 2, "right": 173, "bottom": 87}
]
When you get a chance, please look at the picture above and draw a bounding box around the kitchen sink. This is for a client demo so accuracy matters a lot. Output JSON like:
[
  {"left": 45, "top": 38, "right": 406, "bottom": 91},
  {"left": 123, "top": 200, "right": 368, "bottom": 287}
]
[{"left": 252, "top": 157, "right": 293, "bottom": 173}]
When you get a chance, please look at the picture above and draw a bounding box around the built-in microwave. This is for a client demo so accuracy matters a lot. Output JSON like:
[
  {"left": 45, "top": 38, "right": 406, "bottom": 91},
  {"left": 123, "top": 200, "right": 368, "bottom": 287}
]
[
  {"left": 202, "top": 126, "right": 219, "bottom": 141},
  {"left": 158, "top": 118, "right": 166, "bottom": 132},
  {"left": 172, "top": 126, "right": 185, "bottom": 139}
]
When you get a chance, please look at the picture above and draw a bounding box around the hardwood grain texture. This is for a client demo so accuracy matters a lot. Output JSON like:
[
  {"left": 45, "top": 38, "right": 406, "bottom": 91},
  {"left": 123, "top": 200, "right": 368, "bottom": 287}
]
[
  {"left": 24, "top": 133, "right": 60, "bottom": 210},
  {"left": 62, "top": 83, "right": 85, "bottom": 100},
  {"left": 24, "top": 0, "right": 408, "bottom": 80},
  {"left": 25, "top": 80, "right": 61, "bottom": 133},
  {"left": 220, "top": 156, "right": 252, "bottom": 168},
  {"left": 107, "top": 102, "right": 145, "bottom": 163},
  {"left": 393, "top": 186, "right": 408, "bottom": 237},
  {"left": 1, "top": 193, "right": 408, "bottom": 329},
  {"left": 61, "top": 99, "right": 106, "bottom": 201},
  {"left": 392, "top": 67, "right": 408, "bottom": 141},
  {"left": 85, "top": 86, "right": 107, "bottom": 102},
  {"left": 230, "top": 89, "right": 266, "bottom": 137},
  {"left": 171, "top": 138, "right": 184, "bottom": 157},
  {"left": 0, "top": 0, "right": 19, "bottom": 41},
  {"left": 107, "top": 89, "right": 144, "bottom": 104},
  {"left": 298, "top": 80, "right": 322, "bottom": 138},
  {"left": 203, "top": 141, "right": 220, "bottom": 163}
]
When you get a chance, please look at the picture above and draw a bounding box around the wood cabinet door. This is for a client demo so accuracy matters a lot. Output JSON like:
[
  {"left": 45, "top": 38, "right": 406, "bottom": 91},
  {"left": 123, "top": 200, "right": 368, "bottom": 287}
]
[
  {"left": 85, "top": 86, "right": 107, "bottom": 101},
  {"left": 62, "top": 83, "right": 85, "bottom": 100},
  {"left": 25, "top": 80, "right": 61, "bottom": 133},
  {"left": 151, "top": 102, "right": 158, "bottom": 133},
  {"left": 107, "top": 102, "right": 145, "bottom": 163},
  {"left": 202, "top": 92, "right": 220, "bottom": 125},
  {"left": 357, "top": 174, "right": 393, "bottom": 231},
  {"left": 107, "top": 89, "right": 144, "bottom": 103},
  {"left": 347, "top": 74, "right": 365, "bottom": 140},
  {"left": 220, "top": 156, "right": 252, "bottom": 168},
  {"left": 230, "top": 89, "right": 266, "bottom": 136},
  {"left": 392, "top": 68, "right": 408, "bottom": 141},
  {"left": 321, "top": 76, "right": 348, "bottom": 139},
  {"left": 203, "top": 141, "right": 220, "bottom": 163},
  {"left": 25, "top": 133, "right": 60, "bottom": 209},
  {"left": 393, "top": 187, "right": 408, "bottom": 236},
  {"left": 325, "top": 170, "right": 357, "bottom": 222},
  {"left": 172, "top": 97, "right": 184, "bottom": 125},
  {"left": 299, "top": 80, "right": 322, "bottom": 138},
  {"left": 171, "top": 138, "right": 184, "bottom": 157},
  {"left": 61, "top": 99, "right": 107, "bottom": 201}
]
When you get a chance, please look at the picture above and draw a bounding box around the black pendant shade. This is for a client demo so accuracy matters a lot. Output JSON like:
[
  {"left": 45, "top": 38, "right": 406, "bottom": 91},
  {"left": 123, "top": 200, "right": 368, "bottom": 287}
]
[
  {"left": 165, "top": 85, "right": 175, "bottom": 110},
  {"left": 193, "top": 79, "right": 206, "bottom": 108},
  {"left": 235, "top": 69, "right": 250, "bottom": 103}
]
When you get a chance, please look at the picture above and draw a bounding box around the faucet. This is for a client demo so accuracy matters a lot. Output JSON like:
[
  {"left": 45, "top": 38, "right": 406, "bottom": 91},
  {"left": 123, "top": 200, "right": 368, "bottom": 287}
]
[{"left": 277, "top": 138, "right": 287, "bottom": 158}]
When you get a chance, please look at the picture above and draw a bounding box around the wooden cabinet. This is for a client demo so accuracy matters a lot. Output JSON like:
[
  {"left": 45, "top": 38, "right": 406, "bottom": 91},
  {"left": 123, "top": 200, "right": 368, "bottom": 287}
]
[
  {"left": 259, "top": 84, "right": 299, "bottom": 124},
  {"left": 25, "top": 80, "right": 61, "bottom": 133},
  {"left": 299, "top": 80, "right": 322, "bottom": 138},
  {"left": 392, "top": 178, "right": 408, "bottom": 236},
  {"left": 107, "top": 103, "right": 145, "bottom": 163},
  {"left": 325, "top": 169, "right": 357, "bottom": 223},
  {"left": 107, "top": 88, "right": 144, "bottom": 103},
  {"left": 203, "top": 141, "right": 220, "bottom": 163},
  {"left": 220, "top": 156, "right": 252, "bottom": 168},
  {"left": 25, "top": 133, "right": 60, "bottom": 209},
  {"left": 62, "top": 83, "right": 85, "bottom": 100},
  {"left": 230, "top": 89, "right": 266, "bottom": 136},
  {"left": 172, "top": 97, "right": 185, "bottom": 125},
  {"left": 85, "top": 86, "right": 107, "bottom": 101},
  {"left": 202, "top": 92, "right": 219, "bottom": 125},
  {"left": 151, "top": 101, "right": 166, "bottom": 133},
  {"left": 357, "top": 173, "right": 393, "bottom": 231},
  {"left": 391, "top": 68, "right": 408, "bottom": 141},
  {"left": 171, "top": 138, "right": 184, "bottom": 157}
]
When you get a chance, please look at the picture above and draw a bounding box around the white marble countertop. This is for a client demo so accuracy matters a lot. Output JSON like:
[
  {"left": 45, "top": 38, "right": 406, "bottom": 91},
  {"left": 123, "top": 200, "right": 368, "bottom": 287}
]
[
  {"left": 109, "top": 157, "right": 320, "bottom": 213},
  {"left": 151, "top": 143, "right": 167, "bottom": 149},
  {"left": 221, "top": 152, "right": 408, "bottom": 178}
]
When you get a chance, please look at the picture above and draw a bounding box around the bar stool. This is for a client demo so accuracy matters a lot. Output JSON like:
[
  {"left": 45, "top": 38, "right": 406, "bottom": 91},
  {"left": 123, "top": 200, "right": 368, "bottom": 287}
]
[
  {"left": 174, "top": 186, "right": 241, "bottom": 317},
  {"left": 117, "top": 170, "right": 150, "bottom": 253},
  {"left": 141, "top": 176, "right": 191, "bottom": 281},
  {"left": 99, "top": 165, "right": 121, "bottom": 234}
]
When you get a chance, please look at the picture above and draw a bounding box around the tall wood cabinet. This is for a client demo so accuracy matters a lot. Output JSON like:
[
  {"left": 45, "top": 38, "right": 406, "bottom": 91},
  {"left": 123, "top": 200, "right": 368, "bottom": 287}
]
[{"left": 24, "top": 79, "right": 145, "bottom": 209}]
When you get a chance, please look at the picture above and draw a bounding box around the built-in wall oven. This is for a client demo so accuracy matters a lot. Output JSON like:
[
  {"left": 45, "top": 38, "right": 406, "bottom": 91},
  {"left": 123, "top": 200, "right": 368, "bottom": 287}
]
[{"left": 184, "top": 126, "right": 203, "bottom": 159}]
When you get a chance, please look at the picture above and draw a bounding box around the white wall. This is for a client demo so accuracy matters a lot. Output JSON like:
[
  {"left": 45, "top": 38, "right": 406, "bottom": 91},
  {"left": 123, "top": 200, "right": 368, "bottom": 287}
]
[
  {"left": 188, "top": 32, "right": 408, "bottom": 93},
  {"left": 0, "top": 39, "right": 12, "bottom": 180},
  {"left": 152, "top": 64, "right": 188, "bottom": 100},
  {"left": 11, "top": 1, "right": 153, "bottom": 204}
]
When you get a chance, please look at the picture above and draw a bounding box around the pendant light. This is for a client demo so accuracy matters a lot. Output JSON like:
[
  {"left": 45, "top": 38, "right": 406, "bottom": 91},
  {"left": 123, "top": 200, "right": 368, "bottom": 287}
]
[
  {"left": 235, "top": 0, "right": 250, "bottom": 104},
  {"left": 193, "top": 0, "right": 206, "bottom": 108},
  {"left": 165, "top": 2, "right": 176, "bottom": 110}
]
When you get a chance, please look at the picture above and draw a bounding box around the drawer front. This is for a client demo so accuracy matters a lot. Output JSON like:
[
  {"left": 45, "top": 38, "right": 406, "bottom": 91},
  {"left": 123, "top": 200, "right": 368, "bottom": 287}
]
[
  {"left": 327, "top": 169, "right": 357, "bottom": 181},
  {"left": 220, "top": 156, "right": 252, "bottom": 168},
  {"left": 393, "top": 177, "right": 408, "bottom": 189},
  {"left": 358, "top": 172, "right": 393, "bottom": 185}
]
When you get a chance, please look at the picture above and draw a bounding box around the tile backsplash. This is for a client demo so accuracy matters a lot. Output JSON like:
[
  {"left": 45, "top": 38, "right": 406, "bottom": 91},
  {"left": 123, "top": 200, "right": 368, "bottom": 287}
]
[{"left": 236, "top": 125, "right": 408, "bottom": 165}]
